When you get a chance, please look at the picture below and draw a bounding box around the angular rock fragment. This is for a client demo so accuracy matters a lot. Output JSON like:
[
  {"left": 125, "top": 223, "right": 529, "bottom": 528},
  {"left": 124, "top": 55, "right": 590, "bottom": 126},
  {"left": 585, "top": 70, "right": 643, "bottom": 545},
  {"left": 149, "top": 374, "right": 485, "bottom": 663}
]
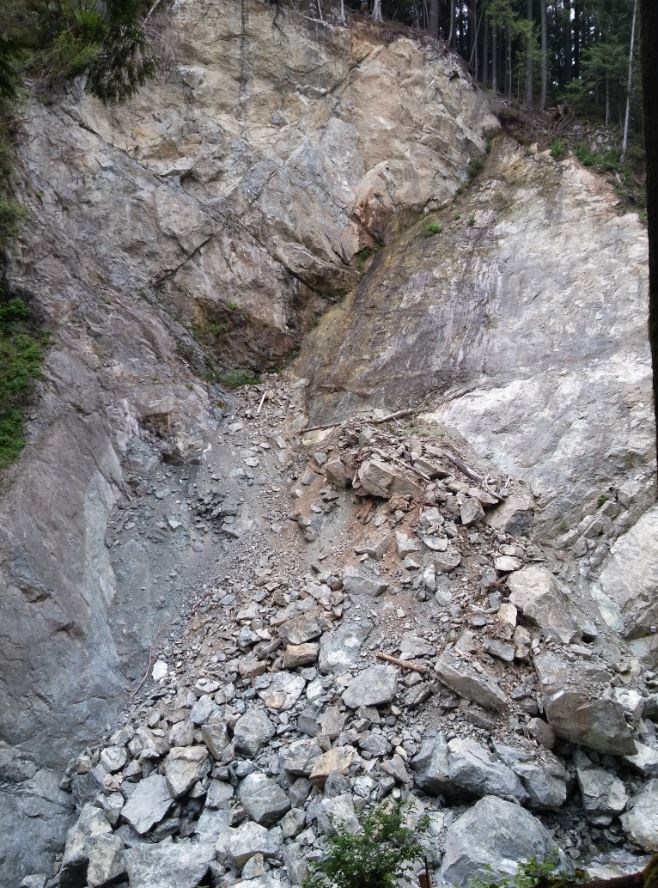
[
  {"left": 163, "top": 746, "right": 208, "bottom": 798},
  {"left": 342, "top": 665, "right": 397, "bottom": 708},
  {"left": 508, "top": 567, "right": 581, "bottom": 644},
  {"left": 219, "top": 821, "right": 282, "bottom": 868},
  {"left": 341, "top": 565, "right": 388, "bottom": 597},
  {"left": 435, "top": 650, "right": 508, "bottom": 712},
  {"left": 439, "top": 796, "right": 560, "bottom": 885},
  {"left": 258, "top": 672, "right": 306, "bottom": 711},
  {"left": 357, "top": 458, "right": 424, "bottom": 499},
  {"left": 309, "top": 747, "right": 355, "bottom": 787},
  {"left": 620, "top": 779, "right": 658, "bottom": 851},
  {"left": 121, "top": 774, "right": 174, "bottom": 835},
  {"left": 534, "top": 652, "right": 636, "bottom": 755},
  {"left": 575, "top": 752, "right": 628, "bottom": 817},
  {"left": 233, "top": 708, "right": 276, "bottom": 756},
  {"left": 318, "top": 619, "right": 373, "bottom": 673},
  {"left": 238, "top": 772, "right": 291, "bottom": 826},
  {"left": 125, "top": 841, "right": 215, "bottom": 888}
]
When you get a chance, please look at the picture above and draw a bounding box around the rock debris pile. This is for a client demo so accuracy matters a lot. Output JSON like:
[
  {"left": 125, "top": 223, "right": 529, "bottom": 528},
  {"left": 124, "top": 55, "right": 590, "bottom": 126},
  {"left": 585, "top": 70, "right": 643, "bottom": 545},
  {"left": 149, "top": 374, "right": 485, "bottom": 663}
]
[{"left": 24, "top": 380, "right": 658, "bottom": 888}]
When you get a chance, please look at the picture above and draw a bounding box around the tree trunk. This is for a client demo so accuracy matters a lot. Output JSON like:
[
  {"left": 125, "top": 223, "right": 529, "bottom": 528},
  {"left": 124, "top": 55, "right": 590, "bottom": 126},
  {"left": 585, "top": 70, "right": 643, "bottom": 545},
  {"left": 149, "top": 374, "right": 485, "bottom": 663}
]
[
  {"left": 539, "top": 0, "right": 547, "bottom": 110},
  {"left": 338, "top": 0, "right": 345, "bottom": 24},
  {"left": 640, "top": 0, "right": 658, "bottom": 479},
  {"left": 482, "top": 12, "right": 489, "bottom": 87},
  {"left": 605, "top": 76, "right": 610, "bottom": 126},
  {"left": 573, "top": 0, "right": 581, "bottom": 78},
  {"left": 525, "top": 0, "right": 534, "bottom": 105},
  {"left": 621, "top": 0, "right": 638, "bottom": 162},
  {"left": 470, "top": 0, "right": 478, "bottom": 77},
  {"left": 492, "top": 23, "right": 498, "bottom": 93},
  {"left": 371, "top": 0, "right": 382, "bottom": 22},
  {"left": 429, "top": 0, "right": 439, "bottom": 37},
  {"left": 448, "top": 0, "right": 455, "bottom": 46},
  {"left": 507, "top": 22, "right": 512, "bottom": 101}
]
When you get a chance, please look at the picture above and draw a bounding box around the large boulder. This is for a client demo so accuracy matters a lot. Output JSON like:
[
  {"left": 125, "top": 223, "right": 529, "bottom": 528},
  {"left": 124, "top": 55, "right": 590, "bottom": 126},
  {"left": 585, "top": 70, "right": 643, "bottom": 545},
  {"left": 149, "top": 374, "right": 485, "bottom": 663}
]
[
  {"left": 439, "top": 796, "right": 561, "bottom": 885},
  {"left": 120, "top": 774, "right": 174, "bottom": 835},
  {"left": 620, "top": 779, "right": 658, "bottom": 851},
  {"left": 238, "top": 772, "right": 291, "bottom": 826},
  {"left": 435, "top": 650, "right": 508, "bottom": 712},
  {"left": 233, "top": 708, "right": 276, "bottom": 756},
  {"left": 318, "top": 619, "right": 373, "bottom": 674},
  {"left": 124, "top": 841, "right": 215, "bottom": 888},
  {"left": 163, "top": 746, "right": 209, "bottom": 798},
  {"left": 534, "top": 652, "right": 636, "bottom": 755},
  {"left": 507, "top": 566, "right": 581, "bottom": 644},
  {"left": 594, "top": 505, "right": 658, "bottom": 639}
]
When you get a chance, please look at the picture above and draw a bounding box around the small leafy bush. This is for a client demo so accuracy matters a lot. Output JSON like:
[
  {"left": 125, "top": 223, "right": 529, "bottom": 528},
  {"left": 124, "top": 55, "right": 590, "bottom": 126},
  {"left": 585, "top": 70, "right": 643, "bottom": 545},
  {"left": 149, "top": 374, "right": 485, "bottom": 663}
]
[
  {"left": 549, "top": 138, "right": 567, "bottom": 160},
  {"left": 468, "top": 156, "right": 485, "bottom": 179},
  {"left": 470, "top": 856, "right": 585, "bottom": 888},
  {"left": 422, "top": 220, "right": 442, "bottom": 237},
  {"left": 302, "top": 800, "right": 429, "bottom": 888},
  {"left": 0, "top": 291, "right": 46, "bottom": 469},
  {"left": 220, "top": 368, "right": 261, "bottom": 390},
  {"left": 0, "top": 198, "right": 25, "bottom": 247}
]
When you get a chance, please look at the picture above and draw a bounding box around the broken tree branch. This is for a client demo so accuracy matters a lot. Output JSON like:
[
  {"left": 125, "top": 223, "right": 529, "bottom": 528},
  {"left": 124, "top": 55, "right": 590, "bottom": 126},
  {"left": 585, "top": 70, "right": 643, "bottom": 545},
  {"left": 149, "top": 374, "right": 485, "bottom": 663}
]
[{"left": 376, "top": 652, "right": 429, "bottom": 674}]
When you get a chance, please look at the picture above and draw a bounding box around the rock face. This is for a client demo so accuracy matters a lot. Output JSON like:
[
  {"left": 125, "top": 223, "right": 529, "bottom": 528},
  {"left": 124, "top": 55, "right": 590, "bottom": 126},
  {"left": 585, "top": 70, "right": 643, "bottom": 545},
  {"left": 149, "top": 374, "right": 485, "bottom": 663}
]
[
  {"left": 593, "top": 504, "right": 658, "bottom": 640},
  {"left": 299, "top": 138, "right": 654, "bottom": 532},
  {"left": 0, "top": 0, "right": 494, "bottom": 791}
]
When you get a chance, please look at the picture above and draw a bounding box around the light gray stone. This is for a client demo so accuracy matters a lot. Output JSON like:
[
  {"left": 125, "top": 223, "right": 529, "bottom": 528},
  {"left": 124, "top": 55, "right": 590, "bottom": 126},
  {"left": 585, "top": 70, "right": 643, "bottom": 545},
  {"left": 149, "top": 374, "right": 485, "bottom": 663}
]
[
  {"left": 318, "top": 619, "right": 373, "bottom": 674},
  {"left": 576, "top": 753, "right": 628, "bottom": 816},
  {"left": 87, "top": 834, "right": 126, "bottom": 888},
  {"left": 258, "top": 672, "right": 306, "bottom": 711},
  {"left": 163, "top": 745, "right": 209, "bottom": 798},
  {"left": 125, "top": 841, "right": 215, "bottom": 888},
  {"left": 342, "top": 666, "right": 398, "bottom": 709},
  {"left": 341, "top": 565, "right": 388, "bottom": 597},
  {"left": 219, "top": 821, "right": 282, "bottom": 868},
  {"left": 233, "top": 709, "right": 276, "bottom": 756},
  {"left": 620, "top": 779, "right": 658, "bottom": 851},
  {"left": 238, "top": 772, "right": 291, "bottom": 826},
  {"left": 447, "top": 738, "right": 527, "bottom": 801},
  {"left": 440, "top": 796, "right": 561, "bottom": 885},
  {"left": 508, "top": 566, "right": 581, "bottom": 644},
  {"left": 435, "top": 650, "right": 508, "bottom": 711},
  {"left": 121, "top": 774, "right": 173, "bottom": 835}
]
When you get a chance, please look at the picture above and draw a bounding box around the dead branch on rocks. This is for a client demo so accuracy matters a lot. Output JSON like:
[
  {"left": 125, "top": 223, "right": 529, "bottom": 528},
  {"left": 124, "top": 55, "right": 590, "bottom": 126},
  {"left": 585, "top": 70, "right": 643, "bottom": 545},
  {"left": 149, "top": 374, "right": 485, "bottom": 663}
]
[{"left": 376, "top": 652, "right": 429, "bottom": 674}]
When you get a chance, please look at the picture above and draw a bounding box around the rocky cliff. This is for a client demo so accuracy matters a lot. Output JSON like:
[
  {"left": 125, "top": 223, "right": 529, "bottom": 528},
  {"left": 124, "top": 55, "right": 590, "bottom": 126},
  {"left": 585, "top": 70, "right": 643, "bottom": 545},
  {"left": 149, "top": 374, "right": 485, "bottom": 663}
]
[{"left": 0, "top": 0, "right": 656, "bottom": 886}]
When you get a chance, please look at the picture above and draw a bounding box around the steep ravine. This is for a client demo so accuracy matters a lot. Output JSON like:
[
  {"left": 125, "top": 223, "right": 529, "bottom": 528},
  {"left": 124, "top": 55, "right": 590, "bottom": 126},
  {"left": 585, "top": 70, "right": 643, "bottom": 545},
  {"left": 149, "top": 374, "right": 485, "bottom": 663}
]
[{"left": 0, "top": 0, "right": 656, "bottom": 885}]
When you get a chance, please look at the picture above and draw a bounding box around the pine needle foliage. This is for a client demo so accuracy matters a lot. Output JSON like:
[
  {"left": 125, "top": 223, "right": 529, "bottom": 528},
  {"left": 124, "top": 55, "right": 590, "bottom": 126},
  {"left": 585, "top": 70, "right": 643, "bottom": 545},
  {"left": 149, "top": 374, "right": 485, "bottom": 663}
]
[{"left": 302, "top": 800, "right": 430, "bottom": 888}]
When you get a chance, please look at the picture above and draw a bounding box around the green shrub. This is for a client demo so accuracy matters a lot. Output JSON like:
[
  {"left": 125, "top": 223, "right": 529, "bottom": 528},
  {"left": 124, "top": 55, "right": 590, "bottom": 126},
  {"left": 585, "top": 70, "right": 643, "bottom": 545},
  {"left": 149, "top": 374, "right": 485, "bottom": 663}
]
[
  {"left": 0, "top": 198, "right": 25, "bottom": 247},
  {"left": 302, "top": 800, "right": 429, "bottom": 888},
  {"left": 470, "top": 856, "right": 585, "bottom": 888},
  {"left": 549, "top": 138, "right": 567, "bottom": 160},
  {"left": 468, "top": 156, "right": 485, "bottom": 179},
  {"left": 422, "top": 220, "right": 442, "bottom": 237},
  {"left": 220, "top": 368, "right": 261, "bottom": 390},
  {"left": 0, "top": 291, "right": 46, "bottom": 469}
]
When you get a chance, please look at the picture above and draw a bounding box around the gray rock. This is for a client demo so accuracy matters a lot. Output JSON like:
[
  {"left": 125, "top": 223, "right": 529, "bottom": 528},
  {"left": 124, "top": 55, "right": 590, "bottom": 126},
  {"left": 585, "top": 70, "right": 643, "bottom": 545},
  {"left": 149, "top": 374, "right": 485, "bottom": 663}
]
[
  {"left": 238, "top": 772, "right": 291, "bottom": 826},
  {"left": 341, "top": 565, "right": 388, "bottom": 597},
  {"left": 206, "top": 779, "right": 235, "bottom": 809},
  {"left": 316, "top": 793, "right": 360, "bottom": 834},
  {"left": 258, "top": 672, "right": 306, "bottom": 711},
  {"left": 281, "top": 807, "right": 306, "bottom": 839},
  {"left": 195, "top": 807, "right": 231, "bottom": 843},
  {"left": 309, "top": 747, "right": 355, "bottom": 787},
  {"left": 440, "top": 796, "right": 561, "bottom": 885},
  {"left": 318, "top": 619, "right": 373, "bottom": 674},
  {"left": 357, "top": 458, "right": 424, "bottom": 499},
  {"left": 576, "top": 752, "right": 628, "bottom": 816},
  {"left": 279, "top": 612, "right": 324, "bottom": 645},
  {"left": 622, "top": 741, "right": 658, "bottom": 776},
  {"left": 594, "top": 505, "right": 658, "bottom": 639},
  {"left": 86, "top": 834, "right": 126, "bottom": 888},
  {"left": 163, "top": 745, "right": 209, "bottom": 798},
  {"left": 233, "top": 708, "right": 276, "bottom": 756},
  {"left": 435, "top": 650, "right": 508, "bottom": 711},
  {"left": 201, "top": 714, "right": 230, "bottom": 759},
  {"left": 342, "top": 665, "right": 398, "bottom": 708},
  {"left": 19, "top": 877, "right": 47, "bottom": 888},
  {"left": 60, "top": 803, "right": 113, "bottom": 888},
  {"left": 508, "top": 567, "right": 581, "bottom": 644},
  {"left": 460, "top": 497, "right": 485, "bottom": 526},
  {"left": 411, "top": 733, "right": 451, "bottom": 795},
  {"left": 125, "top": 841, "right": 215, "bottom": 888},
  {"left": 494, "top": 744, "right": 566, "bottom": 811},
  {"left": 485, "top": 494, "right": 534, "bottom": 535},
  {"left": 121, "top": 773, "right": 174, "bottom": 835},
  {"left": 219, "top": 821, "right": 282, "bottom": 868},
  {"left": 282, "top": 739, "right": 323, "bottom": 777},
  {"left": 99, "top": 745, "right": 128, "bottom": 774},
  {"left": 447, "top": 738, "right": 527, "bottom": 801},
  {"left": 620, "top": 779, "right": 658, "bottom": 851},
  {"left": 534, "top": 652, "right": 636, "bottom": 755}
]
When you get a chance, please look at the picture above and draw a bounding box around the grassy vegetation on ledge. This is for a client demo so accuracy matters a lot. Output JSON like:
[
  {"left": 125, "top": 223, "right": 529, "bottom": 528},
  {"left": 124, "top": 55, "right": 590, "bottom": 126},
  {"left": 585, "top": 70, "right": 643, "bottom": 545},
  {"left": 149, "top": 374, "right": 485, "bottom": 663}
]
[{"left": 0, "top": 285, "right": 45, "bottom": 469}]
